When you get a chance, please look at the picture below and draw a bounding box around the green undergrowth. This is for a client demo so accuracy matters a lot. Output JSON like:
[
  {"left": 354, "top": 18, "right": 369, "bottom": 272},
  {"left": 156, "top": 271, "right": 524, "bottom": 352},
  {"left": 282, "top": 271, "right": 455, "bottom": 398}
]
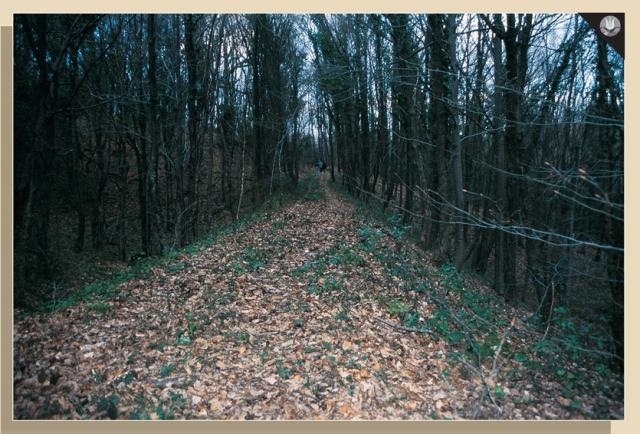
[
  {"left": 20, "top": 172, "right": 324, "bottom": 317},
  {"left": 260, "top": 172, "right": 325, "bottom": 214},
  {"left": 329, "top": 179, "right": 420, "bottom": 244},
  {"left": 328, "top": 177, "right": 623, "bottom": 414}
]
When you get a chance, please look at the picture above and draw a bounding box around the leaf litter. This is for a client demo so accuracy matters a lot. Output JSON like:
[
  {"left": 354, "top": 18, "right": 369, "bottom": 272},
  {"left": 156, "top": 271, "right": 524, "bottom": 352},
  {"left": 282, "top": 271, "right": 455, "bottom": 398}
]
[{"left": 13, "top": 174, "right": 623, "bottom": 420}]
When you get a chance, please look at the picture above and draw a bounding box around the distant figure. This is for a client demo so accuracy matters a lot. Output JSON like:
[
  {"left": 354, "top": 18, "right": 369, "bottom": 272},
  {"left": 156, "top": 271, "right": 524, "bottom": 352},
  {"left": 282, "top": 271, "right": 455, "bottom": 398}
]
[
  {"left": 319, "top": 161, "right": 327, "bottom": 173},
  {"left": 314, "top": 161, "right": 320, "bottom": 172}
]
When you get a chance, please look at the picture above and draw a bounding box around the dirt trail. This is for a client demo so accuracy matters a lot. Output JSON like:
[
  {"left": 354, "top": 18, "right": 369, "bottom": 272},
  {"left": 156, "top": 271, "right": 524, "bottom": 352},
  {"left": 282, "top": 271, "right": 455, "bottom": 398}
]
[{"left": 13, "top": 173, "right": 622, "bottom": 420}]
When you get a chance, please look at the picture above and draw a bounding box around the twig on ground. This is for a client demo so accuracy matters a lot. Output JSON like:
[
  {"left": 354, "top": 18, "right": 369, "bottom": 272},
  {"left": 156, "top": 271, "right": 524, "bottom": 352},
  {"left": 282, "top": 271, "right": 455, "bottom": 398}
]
[
  {"left": 138, "top": 375, "right": 202, "bottom": 388},
  {"left": 471, "top": 389, "right": 485, "bottom": 420},
  {"left": 441, "top": 375, "right": 460, "bottom": 419},
  {"left": 373, "top": 316, "right": 435, "bottom": 335},
  {"left": 541, "top": 283, "right": 555, "bottom": 342},
  {"left": 491, "top": 317, "right": 516, "bottom": 374}
]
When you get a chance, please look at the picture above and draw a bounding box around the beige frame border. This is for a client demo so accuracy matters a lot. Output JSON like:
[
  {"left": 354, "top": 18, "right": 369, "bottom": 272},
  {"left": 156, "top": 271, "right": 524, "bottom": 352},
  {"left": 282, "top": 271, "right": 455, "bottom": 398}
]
[{"left": 1, "top": 1, "right": 636, "bottom": 434}]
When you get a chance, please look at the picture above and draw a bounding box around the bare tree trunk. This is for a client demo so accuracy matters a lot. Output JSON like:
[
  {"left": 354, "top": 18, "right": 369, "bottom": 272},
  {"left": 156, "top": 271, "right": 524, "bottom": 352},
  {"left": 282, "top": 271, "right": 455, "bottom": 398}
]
[
  {"left": 117, "top": 140, "right": 128, "bottom": 261},
  {"left": 449, "top": 14, "right": 465, "bottom": 272},
  {"left": 147, "top": 14, "right": 163, "bottom": 255},
  {"left": 237, "top": 139, "right": 246, "bottom": 221},
  {"left": 184, "top": 14, "right": 203, "bottom": 243},
  {"left": 490, "top": 20, "right": 506, "bottom": 296},
  {"left": 426, "top": 14, "right": 450, "bottom": 254}
]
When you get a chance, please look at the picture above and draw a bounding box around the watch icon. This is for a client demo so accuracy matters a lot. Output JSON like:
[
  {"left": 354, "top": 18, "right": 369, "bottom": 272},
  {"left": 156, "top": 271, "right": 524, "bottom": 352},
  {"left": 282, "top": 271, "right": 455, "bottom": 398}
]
[{"left": 600, "top": 15, "right": 621, "bottom": 37}]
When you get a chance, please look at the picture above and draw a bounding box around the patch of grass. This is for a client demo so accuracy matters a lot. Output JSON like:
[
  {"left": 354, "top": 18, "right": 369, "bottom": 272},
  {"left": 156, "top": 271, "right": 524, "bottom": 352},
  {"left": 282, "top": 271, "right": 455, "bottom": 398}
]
[
  {"left": 276, "top": 360, "right": 293, "bottom": 379},
  {"left": 293, "top": 263, "right": 313, "bottom": 277},
  {"left": 176, "top": 332, "right": 192, "bottom": 346},
  {"left": 346, "top": 359, "right": 361, "bottom": 370},
  {"left": 334, "top": 250, "right": 365, "bottom": 267},
  {"left": 86, "top": 301, "right": 114, "bottom": 314},
  {"left": 335, "top": 311, "right": 350, "bottom": 323},
  {"left": 375, "top": 368, "right": 390, "bottom": 388},
  {"left": 260, "top": 349, "right": 271, "bottom": 363},
  {"left": 301, "top": 174, "right": 326, "bottom": 202},
  {"left": 149, "top": 342, "right": 167, "bottom": 352},
  {"left": 229, "top": 260, "right": 247, "bottom": 276},
  {"left": 42, "top": 399, "right": 63, "bottom": 417},
  {"left": 126, "top": 351, "right": 140, "bottom": 365},
  {"left": 97, "top": 395, "right": 120, "bottom": 419},
  {"left": 322, "top": 279, "right": 341, "bottom": 293},
  {"left": 92, "top": 370, "right": 105, "bottom": 384},
  {"left": 243, "top": 248, "right": 270, "bottom": 271},
  {"left": 167, "top": 262, "right": 189, "bottom": 274},
  {"left": 155, "top": 392, "right": 186, "bottom": 420},
  {"left": 270, "top": 221, "right": 288, "bottom": 233},
  {"left": 387, "top": 300, "right": 410, "bottom": 316},
  {"left": 358, "top": 226, "right": 383, "bottom": 252},
  {"left": 237, "top": 333, "right": 250, "bottom": 342},
  {"left": 159, "top": 364, "right": 175, "bottom": 377},
  {"left": 123, "top": 371, "right": 138, "bottom": 384}
]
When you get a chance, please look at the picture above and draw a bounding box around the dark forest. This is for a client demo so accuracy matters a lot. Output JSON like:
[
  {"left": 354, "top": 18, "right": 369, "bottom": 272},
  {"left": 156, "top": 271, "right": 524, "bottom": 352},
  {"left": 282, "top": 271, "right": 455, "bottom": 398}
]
[{"left": 13, "top": 14, "right": 623, "bottom": 420}]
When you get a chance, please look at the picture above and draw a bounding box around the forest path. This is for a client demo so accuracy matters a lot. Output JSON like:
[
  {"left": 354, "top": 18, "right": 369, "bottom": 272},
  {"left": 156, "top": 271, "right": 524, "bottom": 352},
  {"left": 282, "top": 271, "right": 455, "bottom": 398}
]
[{"left": 13, "top": 173, "right": 621, "bottom": 420}]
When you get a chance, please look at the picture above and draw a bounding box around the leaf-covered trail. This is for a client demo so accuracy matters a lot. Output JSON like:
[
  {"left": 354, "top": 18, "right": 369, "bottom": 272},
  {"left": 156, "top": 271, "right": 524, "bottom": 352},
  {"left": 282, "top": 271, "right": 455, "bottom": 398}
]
[{"left": 13, "top": 173, "right": 623, "bottom": 420}]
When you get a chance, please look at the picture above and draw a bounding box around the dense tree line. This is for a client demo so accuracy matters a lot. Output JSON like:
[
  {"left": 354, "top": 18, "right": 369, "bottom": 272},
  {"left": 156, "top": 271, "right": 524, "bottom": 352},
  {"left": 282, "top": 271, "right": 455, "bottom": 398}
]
[
  {"left": 14, "top": 14, "right": 310, "bottom": 298},
  {"left": 14, "top": 14, "right": 623, "bottom": 369},
  {"left": 309, "top": 14, "right": 623, "bottom": 369}
]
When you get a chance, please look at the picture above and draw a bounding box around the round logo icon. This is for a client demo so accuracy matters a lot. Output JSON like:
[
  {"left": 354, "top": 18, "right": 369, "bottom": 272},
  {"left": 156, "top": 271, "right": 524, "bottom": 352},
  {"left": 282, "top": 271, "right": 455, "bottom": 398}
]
[{"left": 600, "top": 15, "right": 621, "bottom": 37}]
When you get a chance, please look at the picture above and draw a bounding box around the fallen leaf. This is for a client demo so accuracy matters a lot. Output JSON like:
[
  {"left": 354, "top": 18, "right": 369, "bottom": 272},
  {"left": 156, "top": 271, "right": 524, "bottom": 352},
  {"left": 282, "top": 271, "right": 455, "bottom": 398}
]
[
  {"left": 433, "top": 392, "right": 447, "bottom": 401},
  {"left": 558, "top": 397, "right": 572, "bottom": 407},
  {"left": 338, "top": 404, "right": 353, "bottom": 415},
  {"left": 380, "top": 346, "right": 393, "bottom": 357}
]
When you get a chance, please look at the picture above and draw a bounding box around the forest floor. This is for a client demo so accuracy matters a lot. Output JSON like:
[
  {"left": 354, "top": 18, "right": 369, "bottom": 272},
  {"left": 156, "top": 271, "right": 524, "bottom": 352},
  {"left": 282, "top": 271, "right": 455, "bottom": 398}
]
[{"left": 13, "top": 172, "right": 624, "bottom": 420}]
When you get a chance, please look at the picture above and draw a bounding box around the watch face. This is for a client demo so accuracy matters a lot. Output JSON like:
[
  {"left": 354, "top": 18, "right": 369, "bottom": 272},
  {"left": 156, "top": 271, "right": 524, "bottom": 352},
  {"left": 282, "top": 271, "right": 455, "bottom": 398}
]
[{"left": 600, "top": 15, "right": 621, "bottom": 37}]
